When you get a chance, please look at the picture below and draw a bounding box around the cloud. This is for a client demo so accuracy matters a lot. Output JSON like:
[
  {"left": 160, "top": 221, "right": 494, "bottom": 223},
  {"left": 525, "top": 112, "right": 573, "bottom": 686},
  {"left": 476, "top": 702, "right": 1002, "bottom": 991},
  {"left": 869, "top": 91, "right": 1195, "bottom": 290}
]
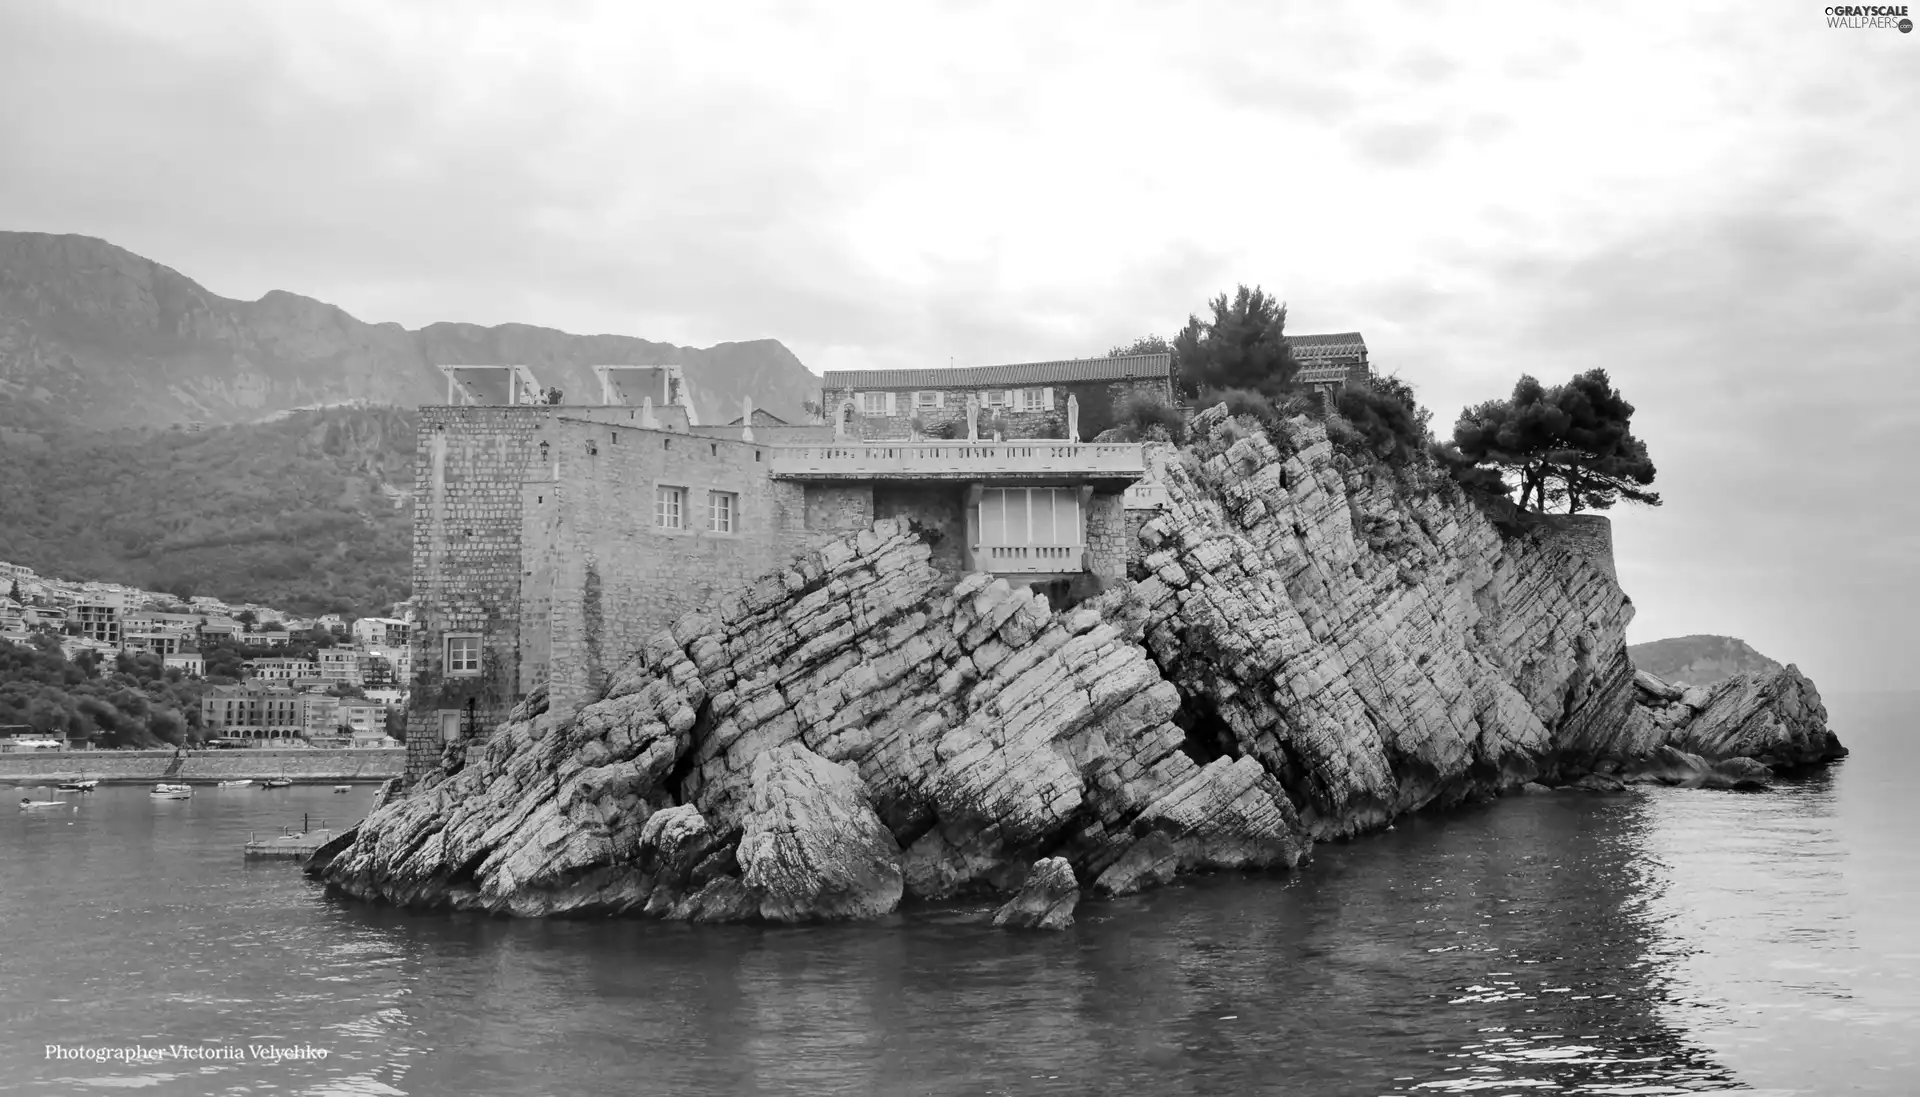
[
  {"left": 1346, "top": 121, "right": 1452, "bottom": 167},
  {"left": 0, "top": 0, "right": 1916, "bottom": 688}
]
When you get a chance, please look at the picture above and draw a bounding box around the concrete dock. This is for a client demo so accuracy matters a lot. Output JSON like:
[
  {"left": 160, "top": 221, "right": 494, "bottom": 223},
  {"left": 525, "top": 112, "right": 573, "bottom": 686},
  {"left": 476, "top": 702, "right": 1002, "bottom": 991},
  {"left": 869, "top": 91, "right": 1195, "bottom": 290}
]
[{"left": 244, "top": 829, "right": 341, "bottom": 859}]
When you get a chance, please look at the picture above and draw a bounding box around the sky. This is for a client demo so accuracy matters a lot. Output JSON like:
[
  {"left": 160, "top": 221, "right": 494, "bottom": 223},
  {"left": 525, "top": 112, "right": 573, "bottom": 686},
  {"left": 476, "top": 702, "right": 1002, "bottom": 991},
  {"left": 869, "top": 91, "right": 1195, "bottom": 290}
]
[{"left": 1, "top": 0, "right": 1915, "bottom": 692}]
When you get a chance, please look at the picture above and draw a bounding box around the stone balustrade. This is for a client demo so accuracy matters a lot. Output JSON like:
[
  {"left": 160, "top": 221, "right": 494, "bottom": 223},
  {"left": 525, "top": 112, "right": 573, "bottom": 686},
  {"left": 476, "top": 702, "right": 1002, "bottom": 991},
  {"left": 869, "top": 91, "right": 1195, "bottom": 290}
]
[
  {"left": 978, "top": 543, "right": 1083, "bottom": 574},
  {"left": 768, "top": 441, "right": 1146, "bottom": 483}
]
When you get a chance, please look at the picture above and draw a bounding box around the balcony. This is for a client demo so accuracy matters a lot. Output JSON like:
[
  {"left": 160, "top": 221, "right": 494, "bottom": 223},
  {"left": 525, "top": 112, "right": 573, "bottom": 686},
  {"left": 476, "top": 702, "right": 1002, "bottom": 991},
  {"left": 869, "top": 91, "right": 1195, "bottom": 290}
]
[
  {"left": 979, "top": 543, "right": 1083, "bottom": 574},
  {"left": 767, "top": 441, "right": 1146, "bottom": 486}
]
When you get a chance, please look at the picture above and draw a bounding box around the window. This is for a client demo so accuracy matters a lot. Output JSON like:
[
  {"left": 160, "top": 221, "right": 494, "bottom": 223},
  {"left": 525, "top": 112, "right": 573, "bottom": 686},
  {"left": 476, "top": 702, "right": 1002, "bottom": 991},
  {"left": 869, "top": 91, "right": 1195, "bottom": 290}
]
[
  {"left": 1015, "top": 387, "right": 1054, "bottom": 412},
  {"left": 977, "top": 488, "right": 1081, "bottom": 545},
  {"left": 984, "top": 390, "right": 1008, "bottom": 409},
  {"left": 438, "top": 710, "right": 463, "bottom": 744},
  {"left": 914, "top": 390, "right": 943, "bottom": 409},
  {"left": 656, "top": 485, "right": 686, "bottom": 529},
  {"left": 860, "top": 392, "right": 894, "bottom": 415},
  {"left": 445, "top": 635, "right": 481, "bottom": 676},
  {"left": 709, "top": 491, "right": 738, "bottom": 533}
]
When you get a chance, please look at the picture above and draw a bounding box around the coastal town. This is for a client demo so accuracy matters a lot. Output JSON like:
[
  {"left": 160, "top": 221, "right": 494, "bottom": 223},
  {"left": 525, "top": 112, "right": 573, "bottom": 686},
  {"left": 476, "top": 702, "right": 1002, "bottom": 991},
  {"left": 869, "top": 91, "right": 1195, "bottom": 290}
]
[{"left": 0, "top": 560, "right": 408, "bottom": 751}]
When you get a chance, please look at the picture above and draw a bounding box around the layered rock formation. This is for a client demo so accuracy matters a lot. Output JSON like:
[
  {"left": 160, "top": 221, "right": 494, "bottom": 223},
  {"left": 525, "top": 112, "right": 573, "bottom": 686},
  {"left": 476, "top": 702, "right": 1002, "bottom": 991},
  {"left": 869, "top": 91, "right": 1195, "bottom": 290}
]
[
  {"left": 315, "top": 407, "right": 1846, "bottom": 920},
  {"left": 1626, "top": 667, "right": 1846, "bottom": 770}
]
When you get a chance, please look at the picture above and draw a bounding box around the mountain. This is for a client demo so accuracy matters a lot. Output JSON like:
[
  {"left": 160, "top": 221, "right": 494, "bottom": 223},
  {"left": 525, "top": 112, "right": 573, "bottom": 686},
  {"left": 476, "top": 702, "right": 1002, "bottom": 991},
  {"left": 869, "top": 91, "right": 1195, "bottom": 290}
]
[
  {"left": 0, "top": 231, "right": 820, "bottom": 430},
  {"left": 1628, "top": 635, "right": 1785, "bottom": 687},
  {"left": 0, "top": 406, "right": 416, "bottom": 616}
]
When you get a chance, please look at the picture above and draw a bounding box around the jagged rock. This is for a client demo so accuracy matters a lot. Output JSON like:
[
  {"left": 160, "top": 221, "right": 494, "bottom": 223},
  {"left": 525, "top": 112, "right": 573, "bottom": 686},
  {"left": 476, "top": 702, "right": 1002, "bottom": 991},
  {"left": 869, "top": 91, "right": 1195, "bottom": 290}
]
[
  {"left": 321, "top": 415, "right": 1846, "bottom": 922},
  {"left": 1668, "top": 667, "right": 1848, "bottom": 767},
  {"left": 736, "top": 745, "right": 903, "bottom": 922},
  {"left": 992, "top": 858, "right": 1079, "bottom": 930},
  {"left": 1518, "top": 782, "right": 1555, "bottom": 795}
]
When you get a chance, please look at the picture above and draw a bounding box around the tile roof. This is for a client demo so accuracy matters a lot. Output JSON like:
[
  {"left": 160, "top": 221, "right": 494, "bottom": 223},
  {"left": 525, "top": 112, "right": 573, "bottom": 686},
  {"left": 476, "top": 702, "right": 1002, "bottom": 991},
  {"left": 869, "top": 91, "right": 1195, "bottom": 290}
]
[
  {"left": 822, "top": 354, "right": 1173, "bottom": 391},
  {"left": 1283, "top": 332, "right": 1368, "bottom": 359}
]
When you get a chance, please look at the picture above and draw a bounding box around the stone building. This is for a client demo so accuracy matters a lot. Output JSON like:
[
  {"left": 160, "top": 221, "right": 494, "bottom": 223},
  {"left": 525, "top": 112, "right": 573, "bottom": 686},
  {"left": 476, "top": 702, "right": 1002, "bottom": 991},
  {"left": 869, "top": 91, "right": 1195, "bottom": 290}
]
[
  {"left": 402, "top": 361, "right": 1151, "bottom": 781},
  {"left": 201, "top": 685, "right": 305, "bottom": 741},
  {"left": 819, "top": 354, "right": 1174, "bottom": 441},
  {"left": 1285, "top": 332, "right": 1371, "bottom": 394}
]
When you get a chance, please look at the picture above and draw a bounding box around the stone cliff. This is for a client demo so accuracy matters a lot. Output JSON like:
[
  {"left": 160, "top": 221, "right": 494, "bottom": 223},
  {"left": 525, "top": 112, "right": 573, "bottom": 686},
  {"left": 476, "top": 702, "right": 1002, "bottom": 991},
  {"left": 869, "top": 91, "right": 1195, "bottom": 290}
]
[{"left": 315, "top": 407, "right": 1847, "bottom": 920}]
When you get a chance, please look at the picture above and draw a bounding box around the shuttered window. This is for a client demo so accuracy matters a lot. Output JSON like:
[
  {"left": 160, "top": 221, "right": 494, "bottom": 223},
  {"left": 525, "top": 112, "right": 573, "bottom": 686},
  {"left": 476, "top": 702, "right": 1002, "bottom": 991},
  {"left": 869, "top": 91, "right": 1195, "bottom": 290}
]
[{"left": 977, "top": 489, "right": 1081, "bottom": 544}]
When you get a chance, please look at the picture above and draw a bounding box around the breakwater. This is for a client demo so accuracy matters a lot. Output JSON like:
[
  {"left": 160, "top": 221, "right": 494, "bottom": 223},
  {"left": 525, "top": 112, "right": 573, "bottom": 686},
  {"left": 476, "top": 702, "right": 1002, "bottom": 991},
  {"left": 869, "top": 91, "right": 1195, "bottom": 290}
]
[{"left": 0, "top": 748, "right": 404, "bottom": 785}]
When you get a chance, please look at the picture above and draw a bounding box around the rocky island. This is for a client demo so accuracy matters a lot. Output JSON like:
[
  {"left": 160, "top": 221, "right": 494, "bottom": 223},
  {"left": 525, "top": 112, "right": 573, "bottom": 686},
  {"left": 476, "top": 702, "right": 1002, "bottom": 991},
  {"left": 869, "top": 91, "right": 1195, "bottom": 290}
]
[{"left": 312, "top": 404, "right": 1845, "bottom": 922}]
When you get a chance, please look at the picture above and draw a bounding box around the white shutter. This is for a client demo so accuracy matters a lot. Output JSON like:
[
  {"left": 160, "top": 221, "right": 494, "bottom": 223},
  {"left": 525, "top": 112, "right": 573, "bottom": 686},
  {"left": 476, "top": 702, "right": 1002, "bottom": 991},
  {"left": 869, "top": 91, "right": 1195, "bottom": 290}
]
[
  {"left": 885, "top": 392, "right": 897, "bottom": 415},
  {"left": 1041, "top": 387, "right": 1053, "bottom": 411},
  {"left": 935, "top": 391, "right": 945, "bottom": 409},
  {"left": 1005, "top": 390, "right": 1016, "bottom": 410}
]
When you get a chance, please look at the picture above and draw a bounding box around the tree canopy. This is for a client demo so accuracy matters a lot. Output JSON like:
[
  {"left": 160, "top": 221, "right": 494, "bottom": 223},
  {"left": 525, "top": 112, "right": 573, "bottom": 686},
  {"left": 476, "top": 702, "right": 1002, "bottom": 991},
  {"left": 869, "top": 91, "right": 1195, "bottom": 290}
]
[
  {"left": 1171, "top": 285, "right": 1298, "bottom": 398},
  {"left": 1452, "top": 369, "right": 1660, "bottom": 514}
]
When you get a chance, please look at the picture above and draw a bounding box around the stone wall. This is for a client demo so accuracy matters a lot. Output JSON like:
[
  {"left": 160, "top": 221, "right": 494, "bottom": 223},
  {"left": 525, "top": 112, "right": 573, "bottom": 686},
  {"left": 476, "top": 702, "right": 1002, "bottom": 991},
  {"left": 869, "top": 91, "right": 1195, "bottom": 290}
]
[
  {"left": 873, "top": 485, "right": 967, "bottom": 579},
  {"left": 409, "top": 407, "right": 550, "bottom": 780},
  {"left": 802, "top": 485, "right": 874, "bottom": 534},
  {"left": 1535, "top": 514, "right": 1617, "bottom": 585},
  {"left": 1084, "top": 491, "right": 1130, "bottom": 580},
  {"left": 0, "top": 748, "right": 404, "bottom": 784},
  {"left": 542, "top": 418, "right": 864, "bottom": 719}
]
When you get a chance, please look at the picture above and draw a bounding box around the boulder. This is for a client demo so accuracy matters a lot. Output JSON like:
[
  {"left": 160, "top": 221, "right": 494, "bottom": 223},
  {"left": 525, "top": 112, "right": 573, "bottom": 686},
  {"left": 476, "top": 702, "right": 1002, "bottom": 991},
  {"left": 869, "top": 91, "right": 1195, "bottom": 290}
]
[
  {"left": 992, "top": 857, "right": 1079, "bottom": 930},
  {"left": 1702, "top": 756, "right": 1774, "bottom": 791},
  {"left": 1633, "top": 669, "right": 1684, "bottom": 702},
  {"left": 736, "top": 744, "right": 904, "bottom": 922}
]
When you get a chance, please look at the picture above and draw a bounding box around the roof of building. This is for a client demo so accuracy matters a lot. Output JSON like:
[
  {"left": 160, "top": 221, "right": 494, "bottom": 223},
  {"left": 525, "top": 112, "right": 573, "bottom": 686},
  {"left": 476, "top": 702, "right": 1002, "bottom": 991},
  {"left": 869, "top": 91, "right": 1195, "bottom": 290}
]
[
  {"left": 725, "top": 409, "right": 793, "bottom": 426},
  {"left": 1283, "top": 332, "right": 1368, "bottom": 359},
  {"left": 822, "top": 353, "right": 1173, "bottom": 391}
]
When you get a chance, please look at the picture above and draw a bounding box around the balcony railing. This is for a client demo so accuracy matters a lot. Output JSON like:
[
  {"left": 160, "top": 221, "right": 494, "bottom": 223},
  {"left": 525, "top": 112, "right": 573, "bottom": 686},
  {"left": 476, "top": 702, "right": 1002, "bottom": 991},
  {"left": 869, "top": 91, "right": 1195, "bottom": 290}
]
[
  {"left": 768, "top": 441, "right": 1146, "bottom": 481},
  {"left": 979, "top": 543, "right": 1083, "bottom": 574}
]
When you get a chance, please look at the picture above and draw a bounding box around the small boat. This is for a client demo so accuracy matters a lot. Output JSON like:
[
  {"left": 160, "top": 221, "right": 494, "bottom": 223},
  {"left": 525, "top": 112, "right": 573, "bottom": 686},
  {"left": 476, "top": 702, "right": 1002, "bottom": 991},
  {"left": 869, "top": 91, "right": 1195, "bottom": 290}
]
[
  {"left": 55, "top": 779, "right": 98, "bottom": 792},
  {"left": 332, "top": 784, "right": 350, "bottom": 793},
  {"left": 217, "top": 779, "right": 254, "bottom": 788},
  {"left": 19, "top": 797, "right": 66, "bottom": 810},
  {"left": 150, "top": 784, "right": 192, "bottom": 799},
  {"left": 261, "top": 777, "right": 293, "bottom": 789}
]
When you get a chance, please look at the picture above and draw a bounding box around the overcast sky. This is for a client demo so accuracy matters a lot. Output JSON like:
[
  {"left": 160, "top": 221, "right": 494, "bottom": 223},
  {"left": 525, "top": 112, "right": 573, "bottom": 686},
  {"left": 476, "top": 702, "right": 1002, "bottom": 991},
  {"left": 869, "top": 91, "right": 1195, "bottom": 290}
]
[{"left": 2, "top": 1, "right": 1915, "bottom": 692}]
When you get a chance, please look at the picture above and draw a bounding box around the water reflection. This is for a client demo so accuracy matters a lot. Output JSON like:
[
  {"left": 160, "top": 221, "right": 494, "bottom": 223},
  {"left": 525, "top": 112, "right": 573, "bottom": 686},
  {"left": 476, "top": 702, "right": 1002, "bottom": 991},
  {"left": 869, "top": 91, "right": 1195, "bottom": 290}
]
[{"left": 4, "top": 718, "right": 1915, "bottom": 1097}]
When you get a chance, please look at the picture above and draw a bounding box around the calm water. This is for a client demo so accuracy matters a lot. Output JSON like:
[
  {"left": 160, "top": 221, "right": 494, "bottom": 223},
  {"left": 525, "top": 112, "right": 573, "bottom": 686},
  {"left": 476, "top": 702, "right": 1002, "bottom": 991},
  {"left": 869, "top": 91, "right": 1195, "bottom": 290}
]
[{"left": 2, "top": 695, "right": 1915, "bottom": 1096}]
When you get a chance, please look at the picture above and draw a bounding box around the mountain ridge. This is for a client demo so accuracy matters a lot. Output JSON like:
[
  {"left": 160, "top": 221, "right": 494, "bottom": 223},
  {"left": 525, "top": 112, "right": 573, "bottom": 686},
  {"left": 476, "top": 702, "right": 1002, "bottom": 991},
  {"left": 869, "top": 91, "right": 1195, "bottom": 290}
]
[
  {"left": 0, "top": 230, "right": 820, "bottom": 430},
  {"left": 1628, "top": 634, "right": 1784, "bottom": 688}
]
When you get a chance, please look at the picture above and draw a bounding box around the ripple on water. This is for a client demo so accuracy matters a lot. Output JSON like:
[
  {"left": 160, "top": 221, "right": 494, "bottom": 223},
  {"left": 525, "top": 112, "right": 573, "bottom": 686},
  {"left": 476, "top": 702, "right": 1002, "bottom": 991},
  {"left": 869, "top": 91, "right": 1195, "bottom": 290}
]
[{"left": 2, "top": 715, "right": 1916, "bottom": 1096}]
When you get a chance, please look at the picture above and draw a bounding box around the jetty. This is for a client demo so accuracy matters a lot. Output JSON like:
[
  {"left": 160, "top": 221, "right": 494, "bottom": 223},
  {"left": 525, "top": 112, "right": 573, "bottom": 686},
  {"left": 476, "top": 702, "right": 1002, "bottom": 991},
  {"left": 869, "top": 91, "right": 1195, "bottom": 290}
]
[{"left": 245, "top": 813, "right": 351, "bottom": 861}]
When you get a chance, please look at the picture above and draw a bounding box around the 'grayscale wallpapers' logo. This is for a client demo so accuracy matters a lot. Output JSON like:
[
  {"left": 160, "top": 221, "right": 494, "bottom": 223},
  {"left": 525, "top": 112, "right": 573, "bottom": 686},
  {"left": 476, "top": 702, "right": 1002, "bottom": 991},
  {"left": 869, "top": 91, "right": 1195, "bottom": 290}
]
[{"left": 1824, "top": 4, "right": 1914, "bottom": 27}]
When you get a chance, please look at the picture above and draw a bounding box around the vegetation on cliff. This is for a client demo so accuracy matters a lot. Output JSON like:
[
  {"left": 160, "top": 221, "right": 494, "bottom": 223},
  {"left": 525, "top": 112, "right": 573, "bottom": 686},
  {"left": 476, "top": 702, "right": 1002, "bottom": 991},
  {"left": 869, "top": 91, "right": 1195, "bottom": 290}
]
[{"left": 1450, "top": 370, "right": 1660, "bottom": 514}]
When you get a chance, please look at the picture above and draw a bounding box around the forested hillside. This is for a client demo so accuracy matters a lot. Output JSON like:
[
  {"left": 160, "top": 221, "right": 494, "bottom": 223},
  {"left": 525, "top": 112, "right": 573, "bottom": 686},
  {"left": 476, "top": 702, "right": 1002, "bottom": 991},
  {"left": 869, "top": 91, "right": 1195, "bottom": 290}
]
[{"left": 0, "top": 406, "right": 415, "bottom": 615}]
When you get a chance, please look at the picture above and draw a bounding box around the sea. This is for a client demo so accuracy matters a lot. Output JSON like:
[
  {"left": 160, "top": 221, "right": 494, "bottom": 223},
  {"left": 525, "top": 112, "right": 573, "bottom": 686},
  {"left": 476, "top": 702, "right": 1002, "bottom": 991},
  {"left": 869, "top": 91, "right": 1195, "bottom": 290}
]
[{"left": 1, "top": 693, "right": 1914, "bottom": 1096}]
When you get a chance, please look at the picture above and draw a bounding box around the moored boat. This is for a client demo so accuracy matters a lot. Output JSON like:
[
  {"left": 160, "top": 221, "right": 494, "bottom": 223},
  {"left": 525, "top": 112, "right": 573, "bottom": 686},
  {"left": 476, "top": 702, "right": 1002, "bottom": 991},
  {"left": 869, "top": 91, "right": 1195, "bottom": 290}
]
[
  {"left": 332, "top": 784, "right": 350, "bottom": 793},
  {"left": 19, "top": 797, "right": 66, "bottom": 809},
  {"left": 217, "top": 779, "right": 253, "bottom": 788},
  {"left": 150, "top": 783, "right": 192, "bottom": 799},
  {"left": 55, "top": 779, "right": 98, "bottom": 792},
  {"left": 261, "top": 777, "right": 293, "bottom": 789}
]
